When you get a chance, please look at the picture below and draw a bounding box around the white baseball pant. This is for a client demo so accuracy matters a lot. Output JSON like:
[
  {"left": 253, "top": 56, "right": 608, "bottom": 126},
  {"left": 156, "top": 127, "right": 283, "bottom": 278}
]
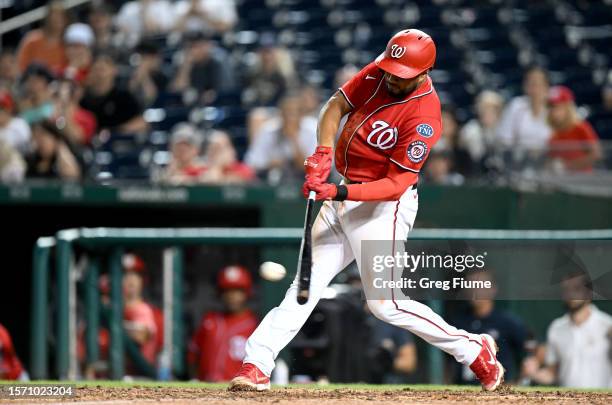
[{"left": 244, "top": 186, "right": 482, "bottom": 376}]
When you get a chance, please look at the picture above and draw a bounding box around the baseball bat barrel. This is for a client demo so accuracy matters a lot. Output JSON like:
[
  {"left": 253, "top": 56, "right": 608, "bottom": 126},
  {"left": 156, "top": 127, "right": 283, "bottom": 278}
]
[{"left": 297, "top": 190, "right": 316, "bottom": 304}]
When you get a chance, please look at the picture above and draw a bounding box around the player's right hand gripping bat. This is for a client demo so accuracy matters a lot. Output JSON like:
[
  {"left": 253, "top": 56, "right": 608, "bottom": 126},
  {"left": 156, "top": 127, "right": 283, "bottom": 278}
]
[{"left": 297, "top": 190, "right": 316, "bottom": 304}]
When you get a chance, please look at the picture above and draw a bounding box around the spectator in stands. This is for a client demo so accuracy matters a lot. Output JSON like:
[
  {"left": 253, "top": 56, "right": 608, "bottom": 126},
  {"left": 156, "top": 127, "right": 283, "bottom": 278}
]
[
  {"left": 334, "top": 65, "right": 359, "bottom": 90},
  {"left": 61, "top": 23, "right": 95, "bottom": 83},
  {"left": 122, "top": 253, "right": 164, "bottom": 360},
  {"left": 16, "top": 0, "right": 69, "bottom": 73},
  {"left": 88, "top": 3, "right": 117, "bottom": 55},
  {"left": 496, "top": 66, "right": 551, "bottom": 153},
  {"left": 242, "top": 35, "right": 293, "bottom": 107},
  {"left": 54, "top": 77, "right": 97, "bottom": 145},
  {"left": 0, "top": 90, "right": 31, "bottom": 154},
  {"left": 18, "top": 63, "right": 56, "bottom": 125},
  {"left": 80, "top": 53, "right": 147, "bottom": 134},
  {"left": 603, "top": 85, "right": 612, "bottom": 112},
  {"left": 300, "top": 84, "right": 322, "bottom": 118},
  {"left": 170, "top": 32, "right": 224, "bottom": 106},
  {"left": 160, "top": 123, "right": 206, "bottom": 184},
  {"left": 173, "top": 0, "right": 238, "bottom": 36},
  {"left": 244, "top": 93, "right": 317, "bottom": 183},
  {"left": 0, "top": 139, "right": 25, "bottom": 183},
  {"left": 129, "top": 40, "right": 169, "bottom": 108},
  {"left": 366, "top": 315, "right": 417, "bottom": 383},
  {"left": 434, "top": 105, "right": 472, "bottom": 176},
  {"left": 188, "top": 265, "right": 257, "bottom": 381},
  {"left": 116, "top": 0, "right": 175, "bottom": 48},
  {"left": 451, "top": 271, "right": 528, "bottom": 384},
  {"left": 200, "top": 130, "right": 255, "bottom": 184},
  {"left": 547, "top": 86, "right": 602, "bottom": 172},
  {"left": 123, "top": 260, "right": 159, "bottom": 367},
  {"left": 0, "top": 323, "right": 27, "bottom": 380},
  {"left": 458, "top": 90, "right": 504, "bottom": 173},
  {"left": 422, "top": 150, "right": 464, "bottom": 186},
  {"left": 522, "top": 271, "right": 612, "bottom": 388},
  {"left": 26, "top": 120, "right": 81, "bottom": 180},
  {"left": 0, "top": 50, "right": 18, "bottom": 91}
]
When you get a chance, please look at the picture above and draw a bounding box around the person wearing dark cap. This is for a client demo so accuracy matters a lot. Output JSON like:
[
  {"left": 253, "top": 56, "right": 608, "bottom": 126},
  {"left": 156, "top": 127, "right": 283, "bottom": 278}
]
[
  {"left": 26, "top": 120, "right": 81, "bottom": 180},
  {"left": 129, "top": 40, "right": 170, "bottom": 107},
  {"left": 547, "top": 85, "right": 602, "bottom": 172},
  {"left": 170, "top": 32, "right": 224, "bottom": 105},
  {"left": 18, "top": 63, "right": 56, "bottom": 125}
]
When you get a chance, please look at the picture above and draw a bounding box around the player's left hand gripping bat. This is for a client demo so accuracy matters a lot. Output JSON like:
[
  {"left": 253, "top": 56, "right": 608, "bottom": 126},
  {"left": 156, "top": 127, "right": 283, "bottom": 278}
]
[{"left": 297, "top": 190, "right": 316, "bottom": 304}]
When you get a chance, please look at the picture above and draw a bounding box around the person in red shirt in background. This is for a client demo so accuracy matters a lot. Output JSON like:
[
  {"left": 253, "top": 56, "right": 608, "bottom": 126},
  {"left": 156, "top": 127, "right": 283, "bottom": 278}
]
[
  {"left": 78, "top": 254, "right": 164, "bottom": 378},
  {"left": 160, "top": 123, "right": 207, "bottom": 184},
  {"left": 122, "top": 254, "right": 160, "bottom": 367},
  {"left": 54, "top": 75, "right": 97, "bottom": 145},
  {"left": 189, "top": 266, "right": 258, "bottom": 381},
  {"left": 547, "top": 85, "right": 602, "bottom": 172},
  {"left": 0, "top": 323, "right": 27, "bottom": 380}
]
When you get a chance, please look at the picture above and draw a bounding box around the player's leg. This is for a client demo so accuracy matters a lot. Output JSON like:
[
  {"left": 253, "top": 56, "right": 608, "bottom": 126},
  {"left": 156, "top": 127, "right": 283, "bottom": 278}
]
[
  {"left": 343, "top": 187, "right": 482, "bottom": 364},
  {"left": 240, "top": 201, "right": 354, "bottom": 379}
]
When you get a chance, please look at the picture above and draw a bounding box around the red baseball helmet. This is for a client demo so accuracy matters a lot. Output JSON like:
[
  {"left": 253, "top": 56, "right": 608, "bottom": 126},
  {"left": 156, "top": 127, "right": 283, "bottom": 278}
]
[
  {"left": 122, "top": 253, "right": 146, "bottom": 273},
  {"left": 217, "top": 265, "right": 253, "bottom": 293},
  {"left": 375, "top": 29, "right": 436, "bottom": 79}
]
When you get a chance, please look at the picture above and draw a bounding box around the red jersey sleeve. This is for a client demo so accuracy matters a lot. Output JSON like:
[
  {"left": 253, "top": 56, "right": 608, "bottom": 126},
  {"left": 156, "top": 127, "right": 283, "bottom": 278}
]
[
  {"left": 339, "top": 62, "right": 384, "bottom": 110},
  {"left": 389, "top": 117, "right": 442, "bottom": 173},
  {"left": 578, "top": 121, "right": 599, "bottom": 142}
]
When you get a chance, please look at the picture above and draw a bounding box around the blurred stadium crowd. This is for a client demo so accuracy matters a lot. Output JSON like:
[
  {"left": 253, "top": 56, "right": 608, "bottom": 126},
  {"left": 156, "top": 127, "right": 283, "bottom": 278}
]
[{"left": 0, "top": 0, "right": 610, "bottom": 189}]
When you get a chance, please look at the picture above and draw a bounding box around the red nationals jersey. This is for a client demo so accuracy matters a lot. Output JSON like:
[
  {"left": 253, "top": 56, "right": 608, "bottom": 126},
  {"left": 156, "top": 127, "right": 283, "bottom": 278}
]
[
  {"left": 336, "top": 62, "right": 442, "bottom": 182},
  {"left": 188, "top": 310, "right": 257, "bottom": 382},
  {"left": 0, "top": 323, "right": 24, "bottom": 380}
]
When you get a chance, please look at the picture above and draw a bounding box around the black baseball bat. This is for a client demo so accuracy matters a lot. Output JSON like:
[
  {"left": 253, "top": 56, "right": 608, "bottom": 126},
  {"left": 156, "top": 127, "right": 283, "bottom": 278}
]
[{"left": 297, "top": 190, "right": 316, "bottom": 304}]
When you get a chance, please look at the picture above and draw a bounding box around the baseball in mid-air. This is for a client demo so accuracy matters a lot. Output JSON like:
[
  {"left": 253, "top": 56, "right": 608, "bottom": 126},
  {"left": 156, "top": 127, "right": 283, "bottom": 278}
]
[{"left": 259, "top": 261, "right": 287, "bottom": 281}]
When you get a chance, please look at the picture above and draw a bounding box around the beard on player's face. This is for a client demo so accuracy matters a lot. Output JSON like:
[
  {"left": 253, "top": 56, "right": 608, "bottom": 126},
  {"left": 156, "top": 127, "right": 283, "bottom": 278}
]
[{"left": 384, "top": 72, "right": 422, "bottom": 98}]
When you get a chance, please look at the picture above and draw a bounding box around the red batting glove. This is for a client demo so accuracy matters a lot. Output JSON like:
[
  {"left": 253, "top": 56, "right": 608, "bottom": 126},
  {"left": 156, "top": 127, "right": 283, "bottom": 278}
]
[
  {"left": 310, "top": 182, "right": 338, "bottom": 201},
  {"left": 304, "top": 146, "right": 333, "bottom": 184}
]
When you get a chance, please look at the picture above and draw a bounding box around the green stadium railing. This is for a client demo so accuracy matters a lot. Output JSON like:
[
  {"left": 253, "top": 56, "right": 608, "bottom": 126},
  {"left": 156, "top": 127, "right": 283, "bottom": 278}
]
[{"left": 31, "top": 227, "right": 612, "bottom": 382}]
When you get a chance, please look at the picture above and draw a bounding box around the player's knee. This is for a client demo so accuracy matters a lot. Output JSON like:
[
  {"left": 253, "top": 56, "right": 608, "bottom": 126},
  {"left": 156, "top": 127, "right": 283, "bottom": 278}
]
[{"left": 366, "top": 299, "right": 395, "bottom": 322}]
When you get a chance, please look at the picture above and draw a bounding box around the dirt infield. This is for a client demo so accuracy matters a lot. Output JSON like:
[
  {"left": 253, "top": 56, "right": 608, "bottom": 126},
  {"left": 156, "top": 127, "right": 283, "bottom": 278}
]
[{"left": 17, "top": 385, "right": 611, "bottom": 405}]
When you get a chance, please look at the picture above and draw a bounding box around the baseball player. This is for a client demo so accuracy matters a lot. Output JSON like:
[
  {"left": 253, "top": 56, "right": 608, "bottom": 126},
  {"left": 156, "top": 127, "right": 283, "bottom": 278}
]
[
  {"left": 189, "top": 266, "right": 258, "bottom": 381},
  {"left": 230, "top": 29, "right": 504, "bottom": 391}
]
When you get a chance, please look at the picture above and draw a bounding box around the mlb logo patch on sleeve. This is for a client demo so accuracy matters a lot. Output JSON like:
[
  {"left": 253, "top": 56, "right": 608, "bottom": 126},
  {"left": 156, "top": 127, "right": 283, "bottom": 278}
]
[
  {"left": 407, "top": 140, "right": 428, "bottom": 163},
  {"left": 416, "top": 123, "right": 434, "bottom": 138}
]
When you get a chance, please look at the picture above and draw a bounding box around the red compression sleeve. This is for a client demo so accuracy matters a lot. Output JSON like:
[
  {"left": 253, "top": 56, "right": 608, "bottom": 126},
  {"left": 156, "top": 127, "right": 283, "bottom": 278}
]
[{"left": 345, "top": 165, "right": 418, "bottom": 201}]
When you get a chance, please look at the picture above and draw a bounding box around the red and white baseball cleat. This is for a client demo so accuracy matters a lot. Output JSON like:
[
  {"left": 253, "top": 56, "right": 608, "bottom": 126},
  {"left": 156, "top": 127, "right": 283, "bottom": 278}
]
[
  {"left": 229, "top": 363, "right": 271, "bottom": 391},
  {"left": 469, "top": 334, "right": 505, "bottom": 391}
]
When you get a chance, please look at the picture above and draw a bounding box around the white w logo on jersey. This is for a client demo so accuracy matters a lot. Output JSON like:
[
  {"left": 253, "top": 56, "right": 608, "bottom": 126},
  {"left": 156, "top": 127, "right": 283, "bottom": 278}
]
[
  {"left": 390, "top": 44, "right": 406, "bottom": 58},
  {"left": 367, "top": 120, "right": 398, "bottom": 150}
]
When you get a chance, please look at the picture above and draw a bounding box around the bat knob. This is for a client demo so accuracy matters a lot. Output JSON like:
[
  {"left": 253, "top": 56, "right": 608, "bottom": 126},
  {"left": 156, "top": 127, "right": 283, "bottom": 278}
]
[{"left": 297, "top": 291, "right": 309, "bottom": 305}]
